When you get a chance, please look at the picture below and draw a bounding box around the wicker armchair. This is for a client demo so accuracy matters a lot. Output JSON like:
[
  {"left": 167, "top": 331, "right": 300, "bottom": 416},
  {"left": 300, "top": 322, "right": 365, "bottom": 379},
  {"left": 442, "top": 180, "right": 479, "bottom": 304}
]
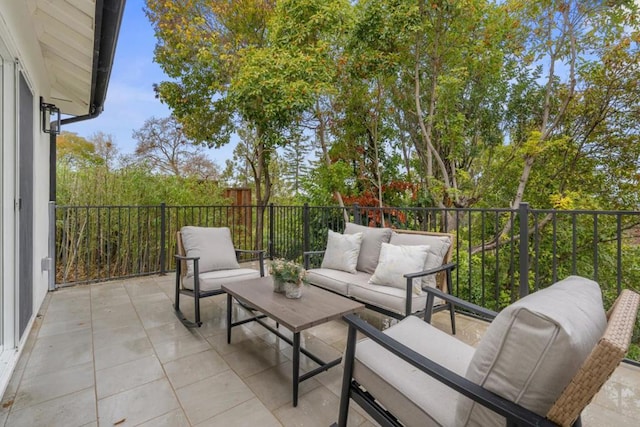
[{"left": 335, "top": 276, "right": 640, "bottom": 427}]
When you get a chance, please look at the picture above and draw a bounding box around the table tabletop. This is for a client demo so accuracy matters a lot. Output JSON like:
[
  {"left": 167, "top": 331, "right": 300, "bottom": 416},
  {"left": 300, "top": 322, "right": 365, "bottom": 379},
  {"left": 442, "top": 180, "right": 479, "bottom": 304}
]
[{"left": 222, "top": 276, "right": 364, "bottom": 333}]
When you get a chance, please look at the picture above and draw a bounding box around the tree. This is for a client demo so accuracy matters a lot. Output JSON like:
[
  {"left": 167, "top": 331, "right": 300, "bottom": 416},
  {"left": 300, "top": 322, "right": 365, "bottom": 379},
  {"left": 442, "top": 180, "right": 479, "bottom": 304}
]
[
  {"left": 280, "top": 129, "right": 310, "bottom": 197},
  {"left": 132, "top": 116, "right": 219, "bottom": 180},
  {"left": 57, "top": 131, "right": 108, "bottom": 168},
  {"left": 57, "top": 132, "right": 227, "bottom": 206},
  {"left": 480, "top": 0, "right": 640, "bottom": 250},
  {"left": 406, "top": 0, "right": 516, "bottom": 210},
  {"left": 146, "top": 0, "right": 640, "bottom": 225},
  {"left": 91, "top": 132, "right": 119, "bottom": 171},
  {"left": 221, "top": 133, "right": 253, "bottom": 188},
  {"left": 146, "top": 0, "right": 352, "bottom": 248},
  {"left": 313, "top": 0, "right": 515, "bottom": 220},
  {"left": 331, "top": 2, "right": 407, "bottom": 223}
]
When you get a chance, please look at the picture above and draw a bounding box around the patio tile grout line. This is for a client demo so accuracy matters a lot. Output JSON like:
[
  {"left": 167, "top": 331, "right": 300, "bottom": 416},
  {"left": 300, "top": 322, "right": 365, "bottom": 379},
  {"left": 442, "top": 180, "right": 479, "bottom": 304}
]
[
  {"left": 90, "top": 285, "right": 99, "bottom": 426},
  {"left": 2, "top": 291, "right": 96, "bottom": 425},
  {"left": 127, "top": 280, "right": 194, "bottom": 426},
  {"left": 160, "top": 282, "right": 281, "bottom": 425},
  {"left": 5, "top": 277, "right": 639, "bottom": 426},
  {"left": 0, "top": 294, "right": 49, "bottom": 426}
]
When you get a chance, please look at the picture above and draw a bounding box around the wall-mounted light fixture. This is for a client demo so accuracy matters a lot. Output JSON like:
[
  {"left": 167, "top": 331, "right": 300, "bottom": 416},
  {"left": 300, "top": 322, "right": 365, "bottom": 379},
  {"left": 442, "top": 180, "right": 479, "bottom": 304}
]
[{"left": 40, "top": 96, "right": 60, "bottom": 134}]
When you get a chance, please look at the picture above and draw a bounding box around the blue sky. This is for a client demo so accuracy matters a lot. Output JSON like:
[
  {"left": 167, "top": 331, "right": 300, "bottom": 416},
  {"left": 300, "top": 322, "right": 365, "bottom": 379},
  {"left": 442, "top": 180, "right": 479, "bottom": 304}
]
[{"left": 64, "top": 0, "right": 233, "bottom": 166}]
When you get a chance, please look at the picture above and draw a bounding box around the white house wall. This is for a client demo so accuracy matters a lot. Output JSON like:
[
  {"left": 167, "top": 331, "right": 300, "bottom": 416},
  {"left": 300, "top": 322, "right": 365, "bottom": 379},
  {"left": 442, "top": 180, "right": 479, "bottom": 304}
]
[
  {"left": 0, "top": 35, "right": 18, "bottom": 397},
  {"left": 0, "top": 2, "right": 54, "bottom": 395}
]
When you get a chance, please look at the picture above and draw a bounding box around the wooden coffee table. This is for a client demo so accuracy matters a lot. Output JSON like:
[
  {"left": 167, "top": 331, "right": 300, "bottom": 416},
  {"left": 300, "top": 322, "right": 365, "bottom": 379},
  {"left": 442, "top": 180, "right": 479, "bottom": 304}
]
[{"left": 222, "top": 276, "right": 364, "bottom": 407}]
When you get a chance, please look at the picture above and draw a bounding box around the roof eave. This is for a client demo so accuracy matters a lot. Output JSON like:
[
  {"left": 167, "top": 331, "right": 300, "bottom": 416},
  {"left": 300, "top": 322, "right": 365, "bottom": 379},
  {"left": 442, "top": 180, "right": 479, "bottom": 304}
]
[{"left": 61, "top": 0, "right": 126, "bottom": 125}]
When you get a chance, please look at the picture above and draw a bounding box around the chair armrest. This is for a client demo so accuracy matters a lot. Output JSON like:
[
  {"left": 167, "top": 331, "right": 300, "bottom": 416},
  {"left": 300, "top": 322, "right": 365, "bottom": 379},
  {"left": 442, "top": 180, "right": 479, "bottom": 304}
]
[
  {"left": 235, "top": 249, "right": 265, "bottom": 255},
  {"left": 303, "top": 250, "right": 325, "bottom": 269},
  {"left": 422, "top": 285, "right": 498, "bottom": 321},
  {"left": 341, "top": 313, "right": 555, "bottom": 427},
  {"left": 401, "top": 263, "right": 457, "bottom": 316},
  {"left": 174, "top": 254, "right": 199, "bottom": 283},
  {"left": 235, "top": 249, "right": 266, "bottom": 277},
  {"left": 174, "top": 254, "right": 199, "bottom": 261},
  {"left": 403, "top": 262, "right": 456, "bottom": 279}
]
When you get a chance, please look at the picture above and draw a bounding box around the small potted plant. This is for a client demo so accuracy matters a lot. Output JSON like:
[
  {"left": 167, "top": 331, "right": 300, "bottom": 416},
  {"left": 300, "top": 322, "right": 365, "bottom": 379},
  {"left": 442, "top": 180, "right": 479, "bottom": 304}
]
[{"left": 269, "top": 258, "right": 306, "bottom": 298}]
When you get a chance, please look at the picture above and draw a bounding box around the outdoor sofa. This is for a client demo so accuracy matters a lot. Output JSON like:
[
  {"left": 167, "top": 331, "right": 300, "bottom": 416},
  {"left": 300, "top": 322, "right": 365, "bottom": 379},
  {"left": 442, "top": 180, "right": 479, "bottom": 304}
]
[{"left": 304, "top": 223, "right": 456, "bottom": 332}]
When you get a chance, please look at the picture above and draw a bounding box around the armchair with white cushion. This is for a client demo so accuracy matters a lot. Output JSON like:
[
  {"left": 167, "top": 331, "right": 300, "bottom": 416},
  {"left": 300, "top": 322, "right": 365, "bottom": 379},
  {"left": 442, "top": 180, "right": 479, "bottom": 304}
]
[
  {"left": 335, "top": 276, "right": 640, "bottom": 427},
  {"left": 174, "top": 226, "right": 265, "bottom": 327}
]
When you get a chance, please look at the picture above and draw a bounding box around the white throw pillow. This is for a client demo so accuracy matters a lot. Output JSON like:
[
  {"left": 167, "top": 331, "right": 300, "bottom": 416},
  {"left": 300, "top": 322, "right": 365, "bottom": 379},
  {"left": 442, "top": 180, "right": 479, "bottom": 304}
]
[
  {"left": 181, "top": 226, "right": 240, "bottom": 277},
  {"left": 389, "top": 232, "right": 451, "bottom": 289},
  {"left": 321, "top": 230, "right": 363, "bottom": 273},
  {"left": 369, "top": 243, "right": 430, "bottom": 295}
]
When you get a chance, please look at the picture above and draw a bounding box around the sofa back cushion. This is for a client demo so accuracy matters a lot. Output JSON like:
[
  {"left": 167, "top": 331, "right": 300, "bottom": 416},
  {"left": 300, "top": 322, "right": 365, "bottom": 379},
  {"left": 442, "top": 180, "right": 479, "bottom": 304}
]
[
  {"left": 344, "top": 223, "right": 392, "bottom": 273},
  {"left": 389, "top": 232, "right": 451, "bottom": 289},
  {"left": 369, "top": 243, "right": 430, "bottom": 294},
  {"left": 455, "top": 276, "right": 607, "bottom": 426},
  {"left": 180, "top": 226, "right": 240, "bottom": 277},
  {"left": 321, "top": 230, "right": 363, "bottom": 273}
]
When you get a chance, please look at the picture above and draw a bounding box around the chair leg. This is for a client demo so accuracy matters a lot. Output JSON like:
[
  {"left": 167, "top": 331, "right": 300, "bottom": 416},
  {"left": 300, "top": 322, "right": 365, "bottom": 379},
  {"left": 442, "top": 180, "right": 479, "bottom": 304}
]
[
  {"left": 194, "top": 292, "right": 201, "bottom": 327},
  {"left": 337, "top": 325, "right": 358, "bottom": 427},
  {"left": 449, "top": 302, "right": 456, "bottom": 335},
  {"left": 193, "top": 261, "right": 202, "bottom": 327},
  {"left": 445, "top": 271, "right": 456, "bottom": 334},
  {"left": 174, "top": 273, "right": 181, "bottom": 312}
]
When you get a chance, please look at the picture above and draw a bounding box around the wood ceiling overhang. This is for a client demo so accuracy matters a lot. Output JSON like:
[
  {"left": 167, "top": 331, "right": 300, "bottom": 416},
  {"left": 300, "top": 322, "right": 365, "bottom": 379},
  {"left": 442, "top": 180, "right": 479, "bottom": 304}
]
[{"left": 29, "top": 0, "right": 124, "bottom": 118}]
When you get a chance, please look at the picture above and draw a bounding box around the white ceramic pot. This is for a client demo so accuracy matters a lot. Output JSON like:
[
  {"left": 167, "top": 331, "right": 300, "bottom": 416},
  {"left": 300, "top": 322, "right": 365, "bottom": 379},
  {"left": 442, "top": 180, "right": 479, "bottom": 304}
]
[{"left": 284, "top": 282, "right": 303, "bottom": 299}]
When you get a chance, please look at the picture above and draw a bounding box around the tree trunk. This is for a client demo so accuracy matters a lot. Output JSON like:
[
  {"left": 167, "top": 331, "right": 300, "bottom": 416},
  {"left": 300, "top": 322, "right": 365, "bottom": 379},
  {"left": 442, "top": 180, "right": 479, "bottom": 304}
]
[
  {"left": 489, "top": 4, "right": 578, "bottom": 251},
  {"left": 248, "top": 128, "right": 272, "bottom": 252},
  {"left": 412, "top": 26, "right": 457, "bottom": 229},
  {"left": 413, "top": 27, "right": 453, "bottom": 209},
  {"left": 315, "top": 101, "right": 349, "bottom": 223},
  {"left": 372, "top": 80, "right": 385, "bottom": 227}
]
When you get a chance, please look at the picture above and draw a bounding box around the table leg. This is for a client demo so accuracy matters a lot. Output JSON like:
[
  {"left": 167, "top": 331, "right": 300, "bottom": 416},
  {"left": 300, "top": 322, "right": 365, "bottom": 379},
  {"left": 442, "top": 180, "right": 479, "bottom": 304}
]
[
  {"left": 293, "top": 332, "right": 300, "bottom": 407},
  {"left": 226, "top": 293, "right": 232, "bottom": 344}
]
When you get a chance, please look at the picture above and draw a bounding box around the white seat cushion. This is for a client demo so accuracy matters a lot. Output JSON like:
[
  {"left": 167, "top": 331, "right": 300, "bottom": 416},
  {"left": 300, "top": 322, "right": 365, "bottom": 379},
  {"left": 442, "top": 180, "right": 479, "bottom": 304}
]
[
  {"left": 455, "top": 276, "right": 607, "bottom": 426},
  {"left": 181, "top": 226, "right": 239, "bottom": 276},
  {"left": 305, "top": 268, "right": 370, "bottom": 295},
  {"left": 182, "top": 268, "right": 261, "bottom": 292},
  {"left": 355, "top": 316, "right": 475, "bottom": 427},
  {"left": 349, "top": 281, "right": 431, "bottom": 316}
]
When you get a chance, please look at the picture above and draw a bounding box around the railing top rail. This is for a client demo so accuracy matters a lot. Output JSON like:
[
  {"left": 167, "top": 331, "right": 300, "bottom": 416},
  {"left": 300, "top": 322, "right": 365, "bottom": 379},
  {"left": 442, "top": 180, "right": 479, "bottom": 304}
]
[
  {"left": 354, "top": 206, "right": 515, "bottom": 214},
  {"left": 529, "top": 208, "right": 640, "bottom": 216},
  {"left": 56, "top": 204, "right": 165, "bottom": 209},
  {"left": 304, "top": 205, "right": 349, "bottom": 209},
  {"left": 55, "top": 204, "right": 640, "bottom": 216}
]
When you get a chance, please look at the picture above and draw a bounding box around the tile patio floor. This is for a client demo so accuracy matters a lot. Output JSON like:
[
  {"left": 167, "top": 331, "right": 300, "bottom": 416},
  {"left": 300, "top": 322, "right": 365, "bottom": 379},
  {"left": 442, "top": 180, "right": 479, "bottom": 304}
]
[{"left": 0, "top": 274, "right": 639, "bottom": 426}]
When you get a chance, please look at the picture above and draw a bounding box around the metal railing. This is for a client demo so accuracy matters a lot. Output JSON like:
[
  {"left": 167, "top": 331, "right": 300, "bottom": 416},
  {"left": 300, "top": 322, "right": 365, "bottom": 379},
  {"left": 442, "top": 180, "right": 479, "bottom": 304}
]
[
  {"left": 54, "top": 202, "right": 640, "bottom": 311},
  {"left": 55, "top": 203, "right": 257, "bottom": 284}
]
